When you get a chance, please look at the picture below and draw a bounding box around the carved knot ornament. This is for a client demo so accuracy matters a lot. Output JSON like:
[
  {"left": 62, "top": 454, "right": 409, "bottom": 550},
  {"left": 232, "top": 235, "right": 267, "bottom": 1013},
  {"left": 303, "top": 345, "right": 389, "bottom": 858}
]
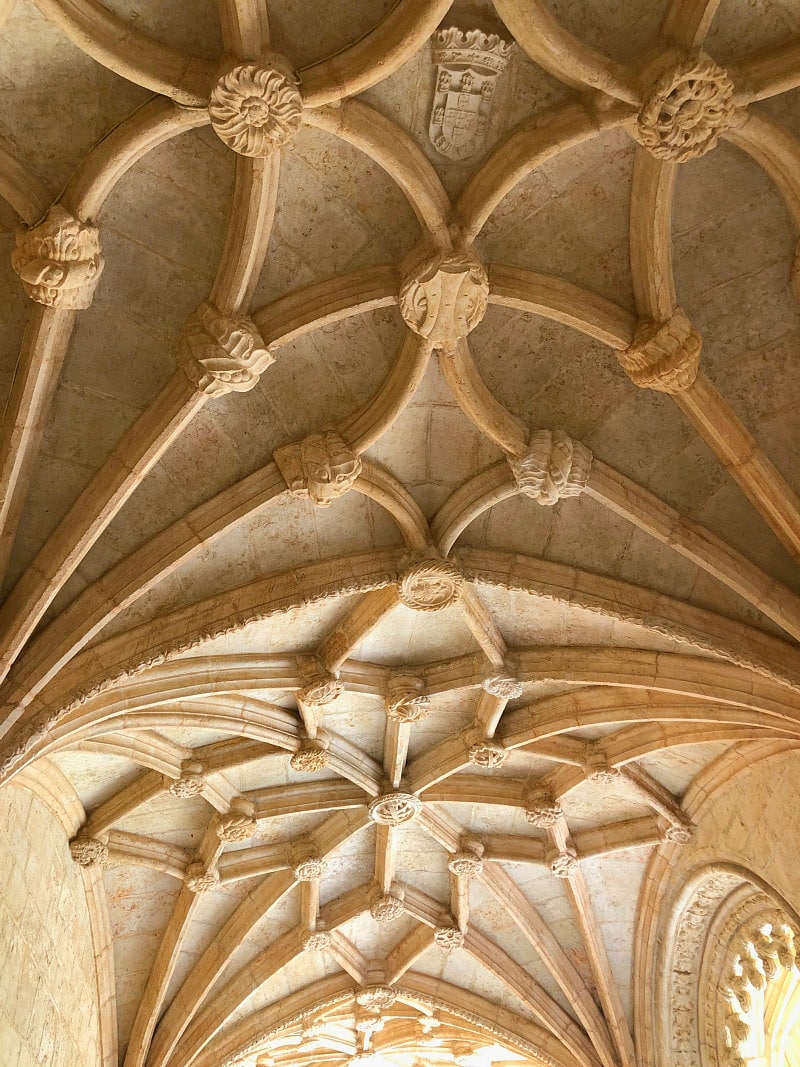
[
  {"left": 179, "top": 301, "right": 272, "bottom": 398},
  {"left": 356, "top": 985, "right": 397, "bottom": 1011},
  {"left": 370, "top": 892, "right": 405, "bottom": 923},
  {"left": 217, "top": 799, "right": 258, "bottom": 842},
  {"left": 302, "top": 930, "right": 332, "bottom": 952},
  {"left": 275, "top": 430, "right": 362, "bottom": 508},
  {"left": 547, "top": 846, "right": 578, "bottom": 879},
  {"left": 290, "top": 739, "right": 330, "bottom": 772},
  {"left": 618, "top": 307, "right": 702, "bottom": 393},
  {"left": 293, "top": 857, "right": 327, "bottom": 881},
  {"left": 210, "top": 56, "right": 302, "bottom": 156},
  {"left": 69, "top": 834, "right": 108, "bottom": 868},
  {"left": 525, "top": 792, "right": 563, "bottom": 828},
  {"left": 12, "top": 205, "right": 104, "bottom": 309},
  {"left": 467, "top": 740, "right": 510, "bottom": 768},
  {"left": 185, "top": 862, "right": 220, "bottom": 893},
  {"left": 368, "top": 792, "right": 422, "bottom": 826},
  {"left": 508, "top": 429, "right": 593, "bottom": 505},
  {"left": 385, "top": 673, "right": 430, "bottom": 723},
  {"left": 434, "top": 924, "right": 465, "bottom": 951},
  {"left": 168, "top": 761, "right": 206, "bottom": 798},
  {"left": 448, "top": 842, "right": 484, "bottom": 878},
  {"left": 399, "top": 249, "right": 489, "bottom": 351},
  {"left": 482, "top": 673, "right": 523, "bottom": 699},
  {"left": 398, "top": 558, "right": 463, "bottom": 612},
  {"left": 637, "top": 55, "right": 735, "bottom": 162},
  {"left": 429, "top": 28, "right": 512, "bottom": 160}
]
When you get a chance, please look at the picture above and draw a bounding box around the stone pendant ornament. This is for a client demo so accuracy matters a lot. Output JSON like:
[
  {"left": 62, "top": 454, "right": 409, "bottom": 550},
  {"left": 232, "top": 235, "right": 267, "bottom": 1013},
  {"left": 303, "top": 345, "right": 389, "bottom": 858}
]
[
  {"left": 429, "top": 28, "right": 512, "bottom": 161},
  {"left": 618, "top": 307, "right": 702, "bottom": 393},
  {"left": 179, "top": 301, "right": 273, "bottom": 398},
  {"left": 399, "top": 248, "right": 489, "bottom": 353},
  {"left": 12, "top": 204, "right": 104, "bottom": 309},
  {"left": 508, "top": 430, "right": 593, "bottom": 505},
  {"left": 210, "top": 55, "right": 303, "bottom": 157},
  {"left": 274, "top": 430, "right": 362, "bottom": 508}
]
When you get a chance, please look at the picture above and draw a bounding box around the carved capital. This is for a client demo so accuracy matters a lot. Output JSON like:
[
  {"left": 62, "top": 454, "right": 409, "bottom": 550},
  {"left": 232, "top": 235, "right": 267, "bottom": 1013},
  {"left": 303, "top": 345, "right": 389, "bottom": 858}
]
[
  {"left": 507, "top": 429, "right": 592, "bottom": 505},
  {"left": 275, "top": 431, "right": 362, "bottom": 508},
  {"left": 210, "top": 56, "right": 302, "bottom": 156},
  {"left": 370, "top": 892, "right": 405, "bottom": 923},
  {"left": 185, "top": 861, "right": 220, "bottom": 893},
  {"left": 12, "top": 205, "right": 103, "bottom": 309},
  {"left": 69, "top": 834, "right": 108, "bottom": 868},
  {"left": 637, "top": 55, "right": 735, "bottom": 162},
  {"left": 618, "top": 307, "right": 702, "bottom": 393},
  {"left": 355, "top": 985, "right": 397, "bottom": 1011},
  {"left": 179, "top": 301, "right": 272, "bottom": 398},
  {"left": 290, "top": 738, "right": 330, "bottom": 772},
  {"left": 302, "top": 930, "right": 332, "bottom": 952},
  {"left": 217, "top": 798, "right": 258, "bottom": 842},
  {"left": 399, "top": 248, "right": 489, "bottom": 351},
  {"left": 385, "top": 673, "right": 430, "bottom": 723},
  {"left": 467, "top": 740, "right": 509, "bottom": 768},
  {"left": 368, "top": 792, "right": 422, "bottom": 826},
  {"left": 168, "top": 760, "right": 206, "bottom": 798},
  {"left": 433, "top": 923, "right": 465, "bottom": 951},
  {"left": 547, "top": 846, "right": 578, "bottom": 878},
  {"left": 398, "top": 558, "right": 463, "bottom": 612}
]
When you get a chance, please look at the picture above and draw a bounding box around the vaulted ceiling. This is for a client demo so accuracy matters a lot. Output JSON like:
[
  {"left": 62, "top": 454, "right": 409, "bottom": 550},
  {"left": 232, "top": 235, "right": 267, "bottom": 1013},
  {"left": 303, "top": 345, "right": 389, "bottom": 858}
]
[{"left": 2, "top": 2, "right": 800, "bottom": 1067}]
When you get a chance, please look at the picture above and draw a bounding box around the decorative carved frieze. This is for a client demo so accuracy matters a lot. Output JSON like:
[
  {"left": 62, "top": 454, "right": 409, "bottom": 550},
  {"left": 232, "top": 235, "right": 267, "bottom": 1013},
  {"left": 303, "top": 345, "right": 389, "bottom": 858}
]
[
  {"left": 368, "top": 792, "right": 422, "bottom": 826},
  {"left": 179, "top": 301, "right": 273, "bottom": 398},
  {"left": 482, "top": 673, "right": 523, "bottom": 699},
  {"left": 290, "top": 738, "right": 330, "bottom": 772},
  {"left": 293, "top": 857, "right": 327, "bottom": 881},
  {"left": 467, "top": 740, "right": 509, "bottom": 768},
  {"left": 385, "top": 673, "right": 430, "bottom": 723},
  {"left": 356, "top": 985, "right": 397, "bottom": 1012},
  {"left": 302, "top": 930, "right": 332, "bottom": 952},
  {"left": 69, "top": 834, "right": 108, "bottom": 868},
  {"left": 637, "top": 55, "right": 735, "bottom": 162},
  {"left": 370, "top": 892, "right": 405, "bottom": 923},
  {"left": 618, "top": 307, "right": 702, "bottom": 393},
  {"left": 0, "top": 720, "right": 49, "bottom": 778},
  {"left": 433, "top": 924, "right": 465, "bottom": 951},
  {"left": 275, "top": 431, "right": 362, "bottom": 508},
  {"left": 448, "top": 840, "right": 484, "bottom": 878},
  {"left": 12, "top": 205, "right": 104, "bottom": 309},
  {"left": 185, "top": 861, "right": 220, "bottom": 893},
  {"left": 210, "top": 56, "right": 302, "bottom": 156},
  {"left": 217, "top": 798, "right": 258, "bottom": 842},
  {"left": 168, "top": 760, "right": 206, "bottom": 798},
  {"left": 507, "top": 429, "right": 593, "bottom": 505},
  {"left": 399, "top": 248, "right": 489, "bottom": 350},
  {"left": 525, "top": 792, "right": 563, "bottom": 829},
  {"left": 546, "top": 846, "right": 578, "bottom": 879},
  {"left": 398, "top": 558, "right": 463, "bottom": 612},
  {"left": 296, "top": 656, "right": 345, "bottom": 706},
  {"left": 429, "top": 28, "right": 512, "bottom": 160}
]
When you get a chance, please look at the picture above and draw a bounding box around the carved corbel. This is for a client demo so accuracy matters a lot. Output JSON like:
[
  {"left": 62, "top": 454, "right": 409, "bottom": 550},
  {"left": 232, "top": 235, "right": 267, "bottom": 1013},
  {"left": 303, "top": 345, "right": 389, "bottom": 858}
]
[
  {"left": 179, "top": 300, "right": 273, "bottom": 397},
  {"left": 399, "top": 247, "right": 489, "bottom": 353},
  {"left": 12, "top": 205, "right": 104, "bottom": 309},
  {"left": 274, "top": 430, "right": 362, "bottom": 508},
  {"left": 618, "top": 306, "right": 702, "bottom": 393},
  {"left": 507, "top": 429, "right": 592, "bottom": 505}
]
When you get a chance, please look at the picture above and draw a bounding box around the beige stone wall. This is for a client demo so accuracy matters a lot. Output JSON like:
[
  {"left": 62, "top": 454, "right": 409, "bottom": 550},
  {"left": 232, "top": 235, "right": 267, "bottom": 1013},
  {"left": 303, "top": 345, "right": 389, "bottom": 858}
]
[{"left": 0, "top": 785, "right": 102, "bottom": 1067}]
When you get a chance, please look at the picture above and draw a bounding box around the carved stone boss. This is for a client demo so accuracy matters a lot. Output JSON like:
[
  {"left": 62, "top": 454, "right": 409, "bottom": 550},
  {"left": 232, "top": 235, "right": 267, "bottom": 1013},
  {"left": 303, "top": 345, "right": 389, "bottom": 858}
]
[{"left": 429, "top": 28, "right": 512, "bottom": 161}]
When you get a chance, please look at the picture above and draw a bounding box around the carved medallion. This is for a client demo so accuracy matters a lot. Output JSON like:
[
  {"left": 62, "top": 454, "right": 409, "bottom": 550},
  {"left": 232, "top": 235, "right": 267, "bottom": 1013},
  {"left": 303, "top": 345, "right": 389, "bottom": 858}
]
[
  {"left": 274, "top": 430, "right": 362, "bottom": 508},
  {"left": 664, "top": 823, "right": 693, "bottom": 844},
  {"left": 210, "top": 57, "right": 303, "bottom": 156},
  {"left": 619, "top": 307, "right": 702, "bottom": 393},
  {"left": 429, "top": 28, "right": 512, "bottom": 160},
  {"left": 217, "top": 806, "right": 258, "bottom": 843},
  {"left": 356, "top": 985, "right": 397, "bottom": 1011},
  {"left": 448, "top": 844, "right": 484, "bottom": 878},
  {"left": 637, "top": 55, "right": 735, "bottom": 162},
  {"left": 398, "top": 558, "right": 463, "bottom": 612},
  {"left": 399, "top": 248, "right": 489, "bottom": 351},
  {"left": 385, "top": 673, "right": 430, "bottom": 723},
  {"left": 179, "top": 301, "right": 272, "bottom": 398},
  {"left": 185, "top": 862, "right": 220, "bottom": 893},
  {"left": 547, "top": 847, "right": 578, "bottom": 879},
  {"left": 370, "top": 892, "right": 405, "bottom": 923},
  {"left": 434, "top": 924, "right": 465, "bottom": 951},
  {"left": 290, "top": 740, "right": 330, "bottom": 772},
  {"left": 507, "top": 429, "right": 593, "bottom": 505},
  {"left": 12, "top": 205, "right": 104, "bottom": 309},
  {"left": 467, "top": 740, "right": 509, "bottom": 768},
  {"left": 583, "top": 753, "right": 620, "bottom": 785},
  {"left": 302, "top": 930, "right": 332, "bottom": 952},
  {"left": 525, "top": 791, "right": 563, "bottom": 829},
  {"left": 168, "top": 761, "right": 206, "bottom": 798},
  {"left": 69, "top": 834, "right": 108, "bottom": 868},
  {"left": 368, "top": 792, "right": 422, "bottom": 826},
  {"left": 293, "top": 857, "right": 327, "bottom": 881}
]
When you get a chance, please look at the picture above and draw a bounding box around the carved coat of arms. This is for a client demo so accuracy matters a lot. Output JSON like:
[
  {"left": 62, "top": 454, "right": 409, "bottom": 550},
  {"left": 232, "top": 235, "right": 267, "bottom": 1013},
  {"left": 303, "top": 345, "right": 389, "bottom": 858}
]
[{"left": 429, "top": 28, "right": 512, "bottom": 161}]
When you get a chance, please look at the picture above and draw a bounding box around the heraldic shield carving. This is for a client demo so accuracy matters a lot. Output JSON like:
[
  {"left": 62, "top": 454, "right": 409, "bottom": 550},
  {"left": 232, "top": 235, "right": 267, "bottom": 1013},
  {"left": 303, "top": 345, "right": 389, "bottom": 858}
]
[{"left": 429, "top": 27, "right": 512, "bottom": 161}]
